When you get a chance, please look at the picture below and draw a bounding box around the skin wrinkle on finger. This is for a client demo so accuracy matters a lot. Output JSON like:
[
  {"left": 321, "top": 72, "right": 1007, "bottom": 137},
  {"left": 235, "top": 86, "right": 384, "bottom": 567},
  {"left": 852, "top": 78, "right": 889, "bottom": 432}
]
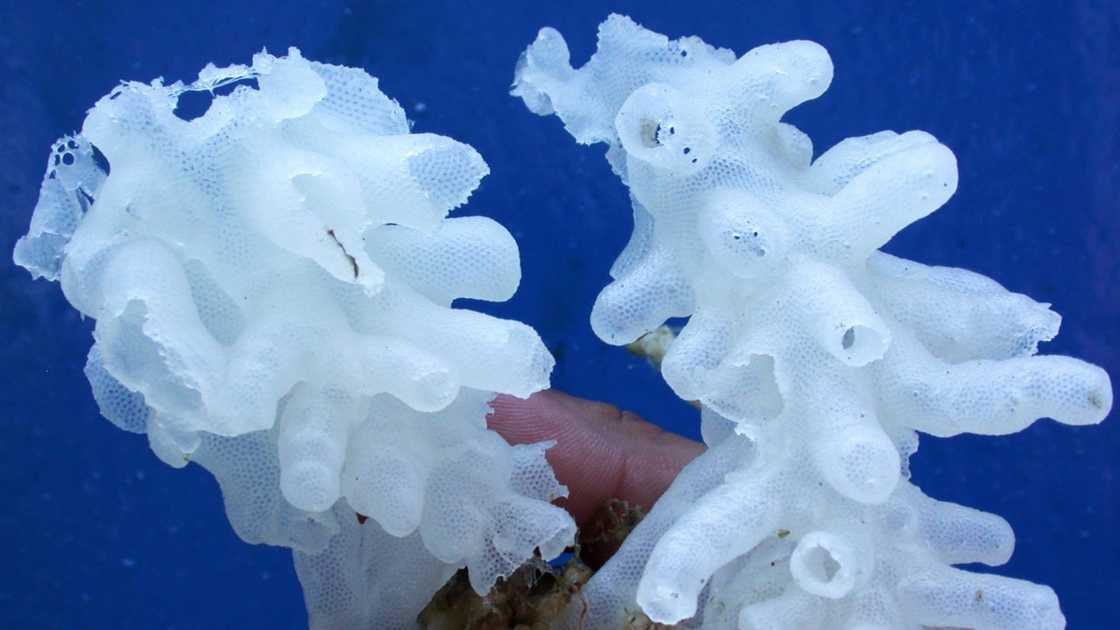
[{"left": 487, "top": 390, "right": 704, "bottom": 525}]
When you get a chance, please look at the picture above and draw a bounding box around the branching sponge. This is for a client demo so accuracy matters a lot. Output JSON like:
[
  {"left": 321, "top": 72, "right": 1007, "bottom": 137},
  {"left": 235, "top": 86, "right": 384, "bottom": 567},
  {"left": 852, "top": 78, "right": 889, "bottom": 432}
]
[
  {"left": 16, "top": 48, "right": 575, "bottom": 630},
  {"left": 514, "top": 14, "right": 1111, "bottom": 630}
]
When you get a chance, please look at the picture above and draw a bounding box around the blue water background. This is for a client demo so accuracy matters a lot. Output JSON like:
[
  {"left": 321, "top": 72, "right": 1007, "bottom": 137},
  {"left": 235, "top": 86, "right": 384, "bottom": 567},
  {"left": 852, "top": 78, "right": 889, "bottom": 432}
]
[{"left": 1, "top": 1, "right": 1116, "bottom": 628}]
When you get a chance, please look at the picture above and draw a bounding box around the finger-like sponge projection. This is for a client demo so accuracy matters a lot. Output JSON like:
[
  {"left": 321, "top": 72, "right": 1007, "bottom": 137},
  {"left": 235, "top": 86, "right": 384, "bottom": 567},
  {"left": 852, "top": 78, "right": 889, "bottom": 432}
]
[
  {"left": 515, "top": 14, "right": 1111, "bottom": 630},
  {"left": 16, "top": 49, "right": 575, "bottom": 629}
]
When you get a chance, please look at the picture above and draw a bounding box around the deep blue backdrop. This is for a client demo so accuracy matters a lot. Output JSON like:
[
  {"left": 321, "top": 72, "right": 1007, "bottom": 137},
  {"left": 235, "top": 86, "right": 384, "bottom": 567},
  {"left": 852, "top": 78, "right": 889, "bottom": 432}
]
[{"left": 1, "top": 1, "right": 1116, "bottom": 628}]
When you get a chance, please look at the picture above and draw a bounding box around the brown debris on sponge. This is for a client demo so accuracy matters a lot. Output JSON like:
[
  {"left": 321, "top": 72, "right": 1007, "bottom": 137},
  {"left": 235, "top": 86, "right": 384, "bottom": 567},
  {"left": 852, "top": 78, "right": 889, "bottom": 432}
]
[{"left": 418, "top": 498, "right": 678, "bottom": 629}]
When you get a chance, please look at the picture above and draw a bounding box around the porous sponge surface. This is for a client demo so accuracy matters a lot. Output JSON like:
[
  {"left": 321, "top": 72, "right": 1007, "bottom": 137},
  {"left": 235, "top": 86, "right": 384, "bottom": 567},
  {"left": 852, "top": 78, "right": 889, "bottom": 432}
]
[
  {"left": 515, "top": 14, "right": 1112, "bottom": 630},
  {"left": 17, "top": 48, "right": 574, "bottom": 629}
]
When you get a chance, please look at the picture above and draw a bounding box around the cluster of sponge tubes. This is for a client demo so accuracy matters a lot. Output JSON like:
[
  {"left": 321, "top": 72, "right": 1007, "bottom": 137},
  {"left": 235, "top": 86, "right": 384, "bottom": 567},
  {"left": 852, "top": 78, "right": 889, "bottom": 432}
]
[
  {"left": 16, "top": 49, "right": 576, "bottom": 629},
  {"left": 514, "top": 14, "right": 1111, "bottom": 630}
]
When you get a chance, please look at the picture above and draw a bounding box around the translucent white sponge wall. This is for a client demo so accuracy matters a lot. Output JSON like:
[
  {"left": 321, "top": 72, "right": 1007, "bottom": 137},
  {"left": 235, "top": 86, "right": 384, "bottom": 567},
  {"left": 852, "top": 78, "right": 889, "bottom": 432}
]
[
  {"left": 514, "top": 14, "right": 1111, "bottom": 630},
  {"left": 16, "top": 48, "right": 574, "bottom": 628}
]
